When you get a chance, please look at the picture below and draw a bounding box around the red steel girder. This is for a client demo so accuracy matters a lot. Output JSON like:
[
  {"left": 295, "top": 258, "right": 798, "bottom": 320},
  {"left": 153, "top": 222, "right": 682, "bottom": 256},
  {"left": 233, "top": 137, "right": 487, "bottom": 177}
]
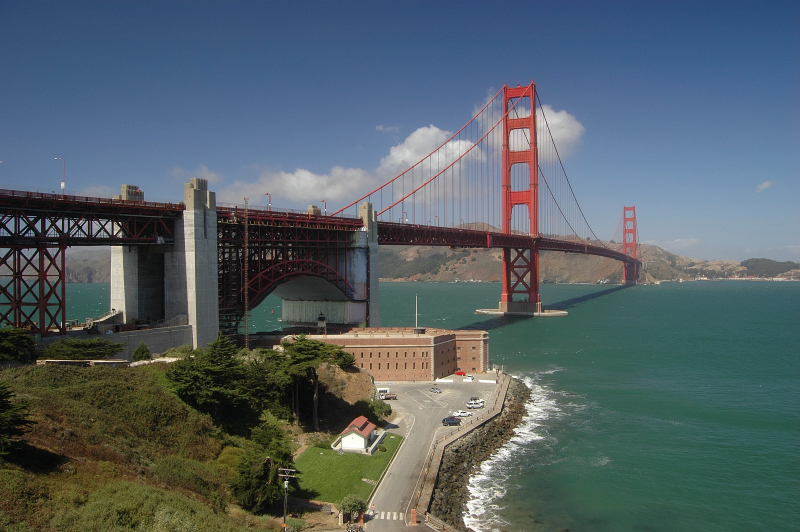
[{"left": 0, "top": 245, "right": 65, "bottom": 335}]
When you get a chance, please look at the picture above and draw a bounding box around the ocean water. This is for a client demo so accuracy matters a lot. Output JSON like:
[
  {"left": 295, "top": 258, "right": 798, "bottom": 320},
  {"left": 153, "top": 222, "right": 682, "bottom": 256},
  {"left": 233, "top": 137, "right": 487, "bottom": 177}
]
[{"left": 64, "top": 280, "right": 800, "bottom": 530}]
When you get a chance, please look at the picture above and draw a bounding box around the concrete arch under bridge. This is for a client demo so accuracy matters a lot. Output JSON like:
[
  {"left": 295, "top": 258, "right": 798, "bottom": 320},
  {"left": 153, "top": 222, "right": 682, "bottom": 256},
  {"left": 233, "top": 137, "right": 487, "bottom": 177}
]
[{"left": 216, "top": 201, "right": 380, "bottom": 337}]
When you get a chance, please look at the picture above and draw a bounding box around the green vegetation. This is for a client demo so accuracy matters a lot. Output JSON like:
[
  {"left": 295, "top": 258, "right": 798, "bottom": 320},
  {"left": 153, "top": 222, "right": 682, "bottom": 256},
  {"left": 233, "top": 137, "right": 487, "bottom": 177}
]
[
  {"left": 741, "top": 258, "right": 799, "bottom": 277},
  {"left": 0, "top": 332, "right": 387, "bottom": 530},
  {"left": 42, "top": 337, "right": 124, "bottom": 360},
  {"left": 0, "top": 381, "right": 33, "bottom": 456},
  {"left": 132, "top": 342, "right": 150, "bottom": 361},
  {"left": 0, "top": 328, "right": 36, "bottom": 363},
  {"left": 294, "top": 433, "right": 402, "bottom": 502},
  {"left": 378, "top": 249, "right": 450, "bottom": 278},
  {"left": 337, "top": 494, "right": 368, "bottom": 522}
]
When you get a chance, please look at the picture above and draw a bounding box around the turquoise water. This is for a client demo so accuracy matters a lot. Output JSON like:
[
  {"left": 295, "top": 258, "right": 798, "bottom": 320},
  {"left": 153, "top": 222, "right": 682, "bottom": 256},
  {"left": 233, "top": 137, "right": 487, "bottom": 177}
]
[{"left": 65, "top": 281, "right": 800, "bottom": 530}]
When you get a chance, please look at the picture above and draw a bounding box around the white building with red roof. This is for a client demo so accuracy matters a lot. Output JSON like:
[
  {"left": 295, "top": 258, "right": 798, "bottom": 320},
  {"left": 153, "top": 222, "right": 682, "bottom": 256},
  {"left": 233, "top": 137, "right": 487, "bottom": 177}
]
[{"left": 334, "top": 415, "right": 380, "bottom": 454}]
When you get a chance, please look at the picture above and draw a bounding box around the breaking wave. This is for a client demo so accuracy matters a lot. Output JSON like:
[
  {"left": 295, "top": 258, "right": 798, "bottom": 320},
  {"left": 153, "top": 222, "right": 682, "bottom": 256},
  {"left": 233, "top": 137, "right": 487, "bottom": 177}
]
[{"left": 463, "top": 371, "right": 566, "bottom": 532}]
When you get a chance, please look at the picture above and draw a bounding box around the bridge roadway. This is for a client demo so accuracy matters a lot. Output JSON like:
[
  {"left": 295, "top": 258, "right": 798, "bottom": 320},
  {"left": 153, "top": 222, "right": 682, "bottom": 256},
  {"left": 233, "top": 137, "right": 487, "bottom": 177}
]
[{"left": 363, "top": 375, "right": 504, "bottom": 531}]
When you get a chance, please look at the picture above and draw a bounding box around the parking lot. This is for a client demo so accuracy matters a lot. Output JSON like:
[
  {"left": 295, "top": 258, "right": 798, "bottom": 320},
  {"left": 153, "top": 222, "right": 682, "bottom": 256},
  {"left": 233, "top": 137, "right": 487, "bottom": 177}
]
[{"left": 366, "top": 373, "right": 501, "bottom": 530}]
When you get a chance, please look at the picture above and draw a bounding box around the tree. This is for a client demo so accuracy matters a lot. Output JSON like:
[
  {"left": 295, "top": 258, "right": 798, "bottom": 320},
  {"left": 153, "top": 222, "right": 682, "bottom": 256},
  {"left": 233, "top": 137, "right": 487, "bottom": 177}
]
[
  {"left": 230, "top": 414, "right": 295, "bottom": 513},
  {"left": 0, "top": 381, "right": 34, "bottom": 456},
  {"left": 0, "top": 327, "right": 36, "bottom": 363},
  {"left": 166, "top": 333, "right": 251, "bottom": 432},
  {"left": 132, "top": 342, "right": 151, "bottom": 361},
  {"left": 42, "top": 337, "right": 124, "bottom": 360},
  {"left": 337, "top": 494, "right": 367, "bottom": 522},
  {"left": 282, "top": 336, "right": 330, "bottom": 430}
]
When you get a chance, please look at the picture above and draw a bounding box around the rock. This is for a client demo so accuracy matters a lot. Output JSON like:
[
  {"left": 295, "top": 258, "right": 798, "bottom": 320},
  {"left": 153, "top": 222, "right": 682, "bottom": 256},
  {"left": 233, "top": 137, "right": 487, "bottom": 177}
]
[{"left": 429, "top": 378, "right": 531, "bottom": 531}]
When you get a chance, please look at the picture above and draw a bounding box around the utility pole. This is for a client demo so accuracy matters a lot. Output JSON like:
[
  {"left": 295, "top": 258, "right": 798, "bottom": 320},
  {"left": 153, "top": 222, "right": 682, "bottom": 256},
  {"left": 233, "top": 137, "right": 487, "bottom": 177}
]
[{"left": 278, "top": 468, "right": 296, "bottom": 530}]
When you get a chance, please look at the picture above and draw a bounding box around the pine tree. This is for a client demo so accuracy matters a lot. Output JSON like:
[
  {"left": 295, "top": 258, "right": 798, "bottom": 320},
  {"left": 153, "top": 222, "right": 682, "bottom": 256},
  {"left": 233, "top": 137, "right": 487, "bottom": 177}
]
[{"left": 0, "top": 381, "right": 34, "bottom": 456}]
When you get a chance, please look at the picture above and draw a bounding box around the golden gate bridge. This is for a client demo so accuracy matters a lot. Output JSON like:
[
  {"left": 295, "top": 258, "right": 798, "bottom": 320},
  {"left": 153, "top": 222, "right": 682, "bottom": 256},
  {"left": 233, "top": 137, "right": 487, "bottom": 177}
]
[{"left": 0, "top": 81, "right": 639, "bottom": 338}]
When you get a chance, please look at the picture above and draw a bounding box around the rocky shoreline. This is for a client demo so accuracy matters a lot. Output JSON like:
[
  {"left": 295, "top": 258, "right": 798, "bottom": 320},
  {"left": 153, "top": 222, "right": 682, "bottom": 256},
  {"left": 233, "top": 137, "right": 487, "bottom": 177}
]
[{"left": 429, "top": 377, "right": 531, "bottom": 531}]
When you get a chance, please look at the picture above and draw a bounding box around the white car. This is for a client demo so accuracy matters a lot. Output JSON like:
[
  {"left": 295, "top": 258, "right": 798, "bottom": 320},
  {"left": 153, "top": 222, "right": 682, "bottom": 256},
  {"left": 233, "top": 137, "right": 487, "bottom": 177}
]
[
  {"left": 451, "top": 410, "right": 472, "bottom": 418},
  {"left": 464, "top": 375, "right": 474, "bottom": 382},
  {"left": 467, "top": 400, "right": 484, "bottom": 409}
]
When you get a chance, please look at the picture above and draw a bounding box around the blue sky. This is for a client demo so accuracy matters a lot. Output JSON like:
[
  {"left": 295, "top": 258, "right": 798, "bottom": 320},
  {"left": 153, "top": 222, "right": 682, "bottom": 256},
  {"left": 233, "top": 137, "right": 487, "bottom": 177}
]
[{"left": 2, "top": 1, "right": 798, "bottom": 262}]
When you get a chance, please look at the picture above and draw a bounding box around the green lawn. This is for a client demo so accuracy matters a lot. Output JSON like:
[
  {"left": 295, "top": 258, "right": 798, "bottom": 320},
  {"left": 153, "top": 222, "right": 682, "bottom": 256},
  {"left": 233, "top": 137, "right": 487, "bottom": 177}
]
[{"left": 294, "top": 432, "right": 403, "bottom": 503}]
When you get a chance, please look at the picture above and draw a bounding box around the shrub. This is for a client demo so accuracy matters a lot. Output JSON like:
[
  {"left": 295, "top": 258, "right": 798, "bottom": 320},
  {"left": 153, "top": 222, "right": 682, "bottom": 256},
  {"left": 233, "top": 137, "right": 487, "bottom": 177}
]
[
  {"left": 369, "top": 399, "right": 392, "bottom": 418},
  {"left": 152, "top": 455, "right": 226, "bottom": 510},
  {"left": 132, "top": 343, "right": 150, "bottom": 362},
  {"left": 42, "top": 337, "right": 124, "bottom": 360},
  {"left": 0, "top": 327, "right": 36, "bottom": 363},
  {"left": 336, "top": 494, "right": 367, "bottom": 522},
  {"left": 51, "top": 480, "right": 242, "bottom": 531},
  {"left": 0, "top": 381, "right": 34, "bottom": 456}
]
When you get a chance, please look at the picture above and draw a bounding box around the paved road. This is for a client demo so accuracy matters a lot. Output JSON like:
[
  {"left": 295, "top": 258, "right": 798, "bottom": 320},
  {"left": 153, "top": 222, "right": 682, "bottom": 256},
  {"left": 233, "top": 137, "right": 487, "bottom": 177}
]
[{"left": 364, "top": 376, "right": 499, "bottom": 531}]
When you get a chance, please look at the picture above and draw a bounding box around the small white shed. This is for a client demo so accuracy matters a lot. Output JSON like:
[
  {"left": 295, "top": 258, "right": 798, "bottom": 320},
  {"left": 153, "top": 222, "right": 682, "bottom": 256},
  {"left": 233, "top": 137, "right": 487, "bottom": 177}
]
[{"left": 338, "top": 416, "right": 378, "bottom": 453}]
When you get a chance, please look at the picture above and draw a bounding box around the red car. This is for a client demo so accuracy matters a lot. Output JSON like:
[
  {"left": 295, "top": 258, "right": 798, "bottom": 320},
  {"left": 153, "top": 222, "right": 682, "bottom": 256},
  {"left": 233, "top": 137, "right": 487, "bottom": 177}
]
[{"left": 454, "top": 371, "right": 466, "bottom": 376}]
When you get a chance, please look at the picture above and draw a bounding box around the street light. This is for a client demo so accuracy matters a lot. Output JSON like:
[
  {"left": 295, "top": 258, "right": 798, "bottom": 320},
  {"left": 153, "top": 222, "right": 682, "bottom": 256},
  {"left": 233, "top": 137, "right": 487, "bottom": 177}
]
[
  {"left": 283, "top": 479, "right": 289, "bottom": 529},
  {"left": 264, "top": 193, "right": 271, "bottom": 211},
  {"left": 54, "top": 157, "right": 65, "bottom": 194},
  {"left": 320, "top": 199, "right": 326, "bottom": 216}
]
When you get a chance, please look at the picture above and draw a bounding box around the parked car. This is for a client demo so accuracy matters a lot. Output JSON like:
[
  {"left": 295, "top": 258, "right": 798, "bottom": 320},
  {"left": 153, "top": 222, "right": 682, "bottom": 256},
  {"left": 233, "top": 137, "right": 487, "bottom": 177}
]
[
  {"left": 469, "top": 396, "right": 481, "bottom": 402},
  {"left": 442, "top": 416, "right": 461, "bottom": 426},
  {"left": 464, "top": 375, "right": 475, "bottom": 382},
  {"left": 467, "top": 400, "right": 484, "bottom": 409},
  {"left": 451, "top": 410, "right": 472, "bottom": 418},
  {"left": 430, "top": 387, "right": 442, "bottom": 393},
  {"left": 454, "top": 371, "right": 466, "bottom": 376}
]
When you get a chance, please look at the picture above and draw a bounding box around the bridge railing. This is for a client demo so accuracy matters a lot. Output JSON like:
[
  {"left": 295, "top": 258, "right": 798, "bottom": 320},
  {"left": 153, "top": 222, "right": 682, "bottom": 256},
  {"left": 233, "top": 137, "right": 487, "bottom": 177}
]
[{"left": 0, "top": 188, "right": 184, "bottom": 211}]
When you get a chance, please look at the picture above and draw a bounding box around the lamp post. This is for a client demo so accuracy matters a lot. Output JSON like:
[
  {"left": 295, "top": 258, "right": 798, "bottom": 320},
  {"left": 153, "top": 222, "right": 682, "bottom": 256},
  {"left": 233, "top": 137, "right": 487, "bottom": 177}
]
[
  {"left": 265, "top": 192, "right": 271, "bottom": 211},
  {"left": 283, "top": 479, "right": 289, "bottom": 529},
  {"left": 320, "top": 199, "right": 326, "bottom": 216},
  {"left": 403, "top": 211, "right": 408, "bottom": 223},
  {"left": 54, "top": 157, "right": 65, "bottom": 194},
  {"left": 278, "top": 468, "right": 296, "bottom": 529}
]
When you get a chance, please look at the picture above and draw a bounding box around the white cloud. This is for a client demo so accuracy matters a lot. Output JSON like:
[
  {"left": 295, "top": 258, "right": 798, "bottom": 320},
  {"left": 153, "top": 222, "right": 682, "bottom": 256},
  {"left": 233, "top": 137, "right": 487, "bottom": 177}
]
[
  {"left": 172, "top": 165, "right": 223, "bottom": 184},
  {"left": 376, "top": 124, "right": 400, "bottom": 134},
  {"left": 537, "top": 105, "right": 585, "bottom": 158},
  {"left": 755, "top": 180, "right": 774, "bottom": 193},
  {"left": 217, "top": 166, "right": 376, "bottom": 206},
  {"left": 79, "top": 185, "right": 117, "bottom": 198},
  {"left": 377, "top": 125, "right": 454, "bottom": 177},
  {"left": 214, "top": 95, "right": 585, "bottom": 208}
]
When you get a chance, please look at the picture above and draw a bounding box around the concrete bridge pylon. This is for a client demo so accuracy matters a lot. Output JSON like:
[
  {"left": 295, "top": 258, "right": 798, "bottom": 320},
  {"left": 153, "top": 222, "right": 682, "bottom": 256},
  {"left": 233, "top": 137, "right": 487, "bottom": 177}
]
[{"left": 111, "top": 178, "right": 219, "bottom": 349}]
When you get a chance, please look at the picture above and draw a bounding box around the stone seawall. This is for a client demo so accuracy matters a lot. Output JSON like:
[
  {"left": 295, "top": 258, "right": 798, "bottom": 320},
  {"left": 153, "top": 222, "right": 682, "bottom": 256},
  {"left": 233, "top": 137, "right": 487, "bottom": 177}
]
[{"left": 429, "top": 377, "right": 531, "bottom": 531}]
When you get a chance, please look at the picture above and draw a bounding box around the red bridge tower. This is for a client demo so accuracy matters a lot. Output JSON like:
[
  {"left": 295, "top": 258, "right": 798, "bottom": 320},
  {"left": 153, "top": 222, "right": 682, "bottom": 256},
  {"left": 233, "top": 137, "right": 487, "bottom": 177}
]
[
  {"left": 499, "top": 82, "right": 540, "bottom": 313},
  {"left": 622, "top": 205, "right": 638, "bottom": 284}
]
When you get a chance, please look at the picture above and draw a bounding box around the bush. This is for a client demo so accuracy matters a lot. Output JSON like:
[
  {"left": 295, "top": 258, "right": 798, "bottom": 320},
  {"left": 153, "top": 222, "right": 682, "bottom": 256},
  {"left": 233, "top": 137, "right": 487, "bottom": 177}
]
[
  {"left": 132, "top": 343, "right": 150, "bottom": 362},
  {"left": 42, "top": 337, "right": 124, "bottom": 360},
  {"left": 51, "top": 480, "right": 242, "bottom": 531},
  {"left": 0, "top": 381, "right": 34, "bottom": 456},
  {"left": 0, "top": 328, "right": 36, "bottom": 363},
  {"left": 369, "top": 399, "right": 392, "bottom": 418},
  {"left": 152, "top": 455, "right": 226, "bottom": 510},
  {"left": 336, "top": 494, "right": 367, "bottom": 522}
]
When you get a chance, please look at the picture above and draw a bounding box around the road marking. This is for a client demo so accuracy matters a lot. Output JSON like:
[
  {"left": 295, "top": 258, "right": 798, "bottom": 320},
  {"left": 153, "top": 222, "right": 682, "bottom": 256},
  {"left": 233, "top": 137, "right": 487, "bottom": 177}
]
[{"left": 374, "top": 512, "right": 404, "bottom": 521}]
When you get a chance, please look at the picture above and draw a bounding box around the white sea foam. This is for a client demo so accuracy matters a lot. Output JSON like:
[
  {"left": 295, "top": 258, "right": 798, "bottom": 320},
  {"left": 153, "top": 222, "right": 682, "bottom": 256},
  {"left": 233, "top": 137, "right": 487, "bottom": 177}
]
[{"left": 463, "top": 372, "right": 568, "bottom": 532}]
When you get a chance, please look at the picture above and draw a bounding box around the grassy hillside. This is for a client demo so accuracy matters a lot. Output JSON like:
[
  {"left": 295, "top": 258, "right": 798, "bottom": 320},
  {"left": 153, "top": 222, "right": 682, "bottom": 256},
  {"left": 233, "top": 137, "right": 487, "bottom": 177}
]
[{"left": 0, "top": 359, "right": 381, "bottom": 531}]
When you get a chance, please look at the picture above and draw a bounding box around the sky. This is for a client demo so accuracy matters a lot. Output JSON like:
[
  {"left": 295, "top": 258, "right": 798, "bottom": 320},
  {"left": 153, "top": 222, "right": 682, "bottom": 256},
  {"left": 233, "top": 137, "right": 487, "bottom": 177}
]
[{"left": 1, "top": 1, "right": 798, "bottom": 262}]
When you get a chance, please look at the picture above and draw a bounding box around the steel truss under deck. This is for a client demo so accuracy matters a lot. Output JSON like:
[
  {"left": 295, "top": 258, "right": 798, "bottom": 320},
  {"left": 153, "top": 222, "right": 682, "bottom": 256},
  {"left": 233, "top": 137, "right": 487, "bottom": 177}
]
[
  {"left": 0, "top": 189, "right": 183, "bottom": 335},
  {"left": 216, "top": 208, "right": 365, "bottom": 336}
]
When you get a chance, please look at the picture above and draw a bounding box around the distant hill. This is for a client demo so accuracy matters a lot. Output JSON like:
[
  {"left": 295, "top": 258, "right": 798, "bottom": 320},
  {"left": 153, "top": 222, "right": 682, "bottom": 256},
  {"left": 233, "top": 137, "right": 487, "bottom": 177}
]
[
  {"left": 65, "top": 247, "right": 110, "bottom": 283},
  {"left": 64, "top": 245, "right": 798, "bottom": 285}
]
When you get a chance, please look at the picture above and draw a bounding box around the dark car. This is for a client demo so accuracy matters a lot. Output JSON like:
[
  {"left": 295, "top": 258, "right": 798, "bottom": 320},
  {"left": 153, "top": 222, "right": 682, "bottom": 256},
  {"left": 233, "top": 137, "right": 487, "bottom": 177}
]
[{"left": 442, "top": 416, "right": 461, "bottom": 426}]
